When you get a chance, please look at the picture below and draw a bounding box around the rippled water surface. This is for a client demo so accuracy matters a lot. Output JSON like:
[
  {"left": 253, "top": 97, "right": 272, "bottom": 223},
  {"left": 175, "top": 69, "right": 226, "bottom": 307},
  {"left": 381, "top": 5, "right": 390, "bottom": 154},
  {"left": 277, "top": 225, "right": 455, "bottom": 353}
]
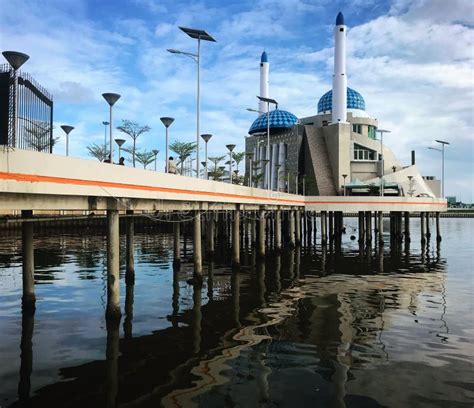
[{"left": 0, "top": 218, "right": 473, "bottom": 407}]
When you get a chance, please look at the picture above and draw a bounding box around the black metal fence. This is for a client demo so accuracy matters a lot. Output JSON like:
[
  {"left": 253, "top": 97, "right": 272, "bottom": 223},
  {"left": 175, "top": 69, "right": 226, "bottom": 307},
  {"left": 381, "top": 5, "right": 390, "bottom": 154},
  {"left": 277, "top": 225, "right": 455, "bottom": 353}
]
[{"left": 0, "top": 64, "right": 53, "bottom": 152}]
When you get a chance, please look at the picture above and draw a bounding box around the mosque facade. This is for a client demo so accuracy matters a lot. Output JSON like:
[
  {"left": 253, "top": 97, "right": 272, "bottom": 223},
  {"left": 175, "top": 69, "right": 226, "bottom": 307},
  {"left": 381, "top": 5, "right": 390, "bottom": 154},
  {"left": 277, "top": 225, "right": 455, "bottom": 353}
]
[{"left": 245, "top": 12, "right": 439, "bottom": 197}]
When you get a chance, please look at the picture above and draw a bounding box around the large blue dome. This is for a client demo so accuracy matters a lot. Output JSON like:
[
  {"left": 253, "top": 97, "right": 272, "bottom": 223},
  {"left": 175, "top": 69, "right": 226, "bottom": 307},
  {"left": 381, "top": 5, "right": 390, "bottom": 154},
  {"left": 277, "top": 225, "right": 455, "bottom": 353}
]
[
  {"left": 248, "top": 109, "right": 298, "bottom": 134},
  {"left": 317, "top": 87, "right": 366, "bottom": 113}
]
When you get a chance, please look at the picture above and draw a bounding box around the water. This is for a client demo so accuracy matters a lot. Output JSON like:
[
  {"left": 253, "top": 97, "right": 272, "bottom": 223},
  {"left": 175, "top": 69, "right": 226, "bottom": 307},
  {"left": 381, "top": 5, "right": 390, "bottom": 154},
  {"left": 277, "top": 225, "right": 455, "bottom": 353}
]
[{"left": 0, "top": 218, "right": 473, "bottom": 407}]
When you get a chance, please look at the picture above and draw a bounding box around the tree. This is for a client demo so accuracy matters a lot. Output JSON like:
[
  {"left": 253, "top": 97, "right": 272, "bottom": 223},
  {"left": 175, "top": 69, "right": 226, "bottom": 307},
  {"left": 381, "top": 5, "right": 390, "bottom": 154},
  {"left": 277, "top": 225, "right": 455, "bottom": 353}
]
[
  {"left": 87, "top": 143, "right": 109, "bottom": 161},
  {"left": 208, "top": 165, "right": 225, "bottom": 181},
  {"left": 135, "top": 150, "right": 156, "bottom": 169},
  {"left": 231, "top": 152, "right": 245, "bottom": 174},
  {"left": 25, "top": 123, "right": 57, "bottom": 152},
  {"left": 116, "top": 120, "right": 151, "bottom": 167},
  {"left": 169, "top": 141, "right": 197, "bottom": 175}
]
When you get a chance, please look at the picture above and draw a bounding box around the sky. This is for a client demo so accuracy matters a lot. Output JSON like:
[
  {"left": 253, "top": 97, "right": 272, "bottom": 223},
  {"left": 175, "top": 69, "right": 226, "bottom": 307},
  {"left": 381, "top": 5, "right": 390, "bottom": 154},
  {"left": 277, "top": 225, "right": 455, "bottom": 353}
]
[{"left": 1, "top": 0, "right": 473, "bottom": 201}]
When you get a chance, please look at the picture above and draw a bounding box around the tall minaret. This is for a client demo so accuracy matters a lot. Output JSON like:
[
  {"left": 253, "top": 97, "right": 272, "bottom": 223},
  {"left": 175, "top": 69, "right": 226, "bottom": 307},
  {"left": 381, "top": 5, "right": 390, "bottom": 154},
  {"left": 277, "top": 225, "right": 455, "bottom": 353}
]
[
  {"left": 332, "top": 11, "right": 347, "bottom": 123},
  {"left": 259, "top": 51, "right": 269, "bottom": 113}
]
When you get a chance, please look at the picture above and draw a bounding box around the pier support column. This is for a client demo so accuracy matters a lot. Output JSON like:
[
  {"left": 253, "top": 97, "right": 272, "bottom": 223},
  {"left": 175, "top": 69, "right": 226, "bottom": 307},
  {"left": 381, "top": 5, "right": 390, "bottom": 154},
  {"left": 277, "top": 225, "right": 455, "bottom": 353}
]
[
  {"left": 420, "top": 212, "right": 426, "bottom": 245},
  {"left": 295, "top": 210, "right": 301, "bottom": 246},
  {"left": 358, "top": 212, "right": 364, "bottom": 245},
  {"left": 436, "top": 212, "right": 442, "bottom": 242},
  {"left": 251, "top": 212, "right": 257, "bottom": 246},
  {"left": 378, "top": 211, "right": 384, "bottom": 245},
  {"left": 173, "top": 216, "right": 181, "bottom": 264},
  {"left": 307, "top": 212, "right": 313, "bottom": 246},
  {"left": 426, "top": 212, "right": 431, "bottom": 239},
  {"left": 106, "top": 209, "right": 121, "bottom": 319},
  {"left": 289, "top": 210, "right": 296, "bottom": 248},
  {"left": 232, "top": 207, "right": 240, "bottom": 266},
  {"left": 207, "top": 211, "right": 215, "bottom": 255},
  {"left": 258, "top": 208, "right": 266, "bottom": 257},
  {"left": 365, "top": 211, "right": 372, "bottom": 244},
  {"left": 194, "top": 210, "right": 203, "bottom": 278},
  {"left": 404, "top": 212, "right": 410, "bottom": 243},
  {"left": 126, "top": 210, "right": 135, "bottom": 276},
  {"left": 321, "top": 211, "right": 328, "bottom": 246},
  {"left": 21, "top": 210, "right": 35, "bottom": 309},
  {"left": 329, "top": 211, "right": 334, "bottom": 241},
  {"left": 274, "top": 209, "right": 282, "bottom": 251}
]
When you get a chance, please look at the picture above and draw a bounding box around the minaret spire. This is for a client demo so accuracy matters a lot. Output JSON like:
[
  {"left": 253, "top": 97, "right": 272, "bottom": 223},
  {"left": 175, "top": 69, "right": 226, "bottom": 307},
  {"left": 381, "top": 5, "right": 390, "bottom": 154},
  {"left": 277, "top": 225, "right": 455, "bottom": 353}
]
[
  {"left": 259, "top": 51, "right": 269, "bottom": 113},
  {"left": 332, "top": 11, "right": 347, "bottom": 123}
]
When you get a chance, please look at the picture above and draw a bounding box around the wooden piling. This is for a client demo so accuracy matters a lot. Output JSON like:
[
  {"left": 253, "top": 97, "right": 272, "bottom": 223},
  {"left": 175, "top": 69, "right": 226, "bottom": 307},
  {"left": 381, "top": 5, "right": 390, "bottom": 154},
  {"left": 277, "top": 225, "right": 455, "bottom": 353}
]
[
  {"left": 378, "top": 211, "right": 384, "bottom": 245},
  {"left": 365, "top": 211, "right": 372, "bottom": 244},
  {"left": 289, "top": 210, "right": 296, "bottom": 248},
  {"left": 404, "top": 211, "right": 410, "bottom": 242},
  {"left": 207, "top": 211, "right": 215, "bottom": 254},
  {"left": 329, "top": 211, "right": 334, "bottom": 241},
  {"left": 436, "top": 212, "right": 441, "bottom": 242},
  {"left": 258, "top": 208, "right": 266, "bottom": 257},
  {"left": 232, "top": 207, "right": 240, "bottom": 266},
  {"left": 358, "top": 211, "right": 364, "bottom": 244},
  {"left": 194, "top": 210, "right": 203, "bottom": 278},
  {"left": 173, "top": 216, "right": 181, "bottom": 263},
  {"left": 21, "top": 210, "right": 35, "bottom": 309},
  {"left": 274, "top": 209, "right": 282, "bottom": 251},
  {"left": 426, "top": 212, "right": 431, "bottom": 239},
  {"left": 126, "top": 210, "right": 134, "bottom": 276},
  {"left": 321, "top": 211, "right": 328, "bottom": 245},
  {"left": 295, "top": 210, "right": 301, "bottom": 246},
  {"left": 106, "top": 209, "right": 121, "bottom": 319},
  {"left": 420, "top": 212, "right": 426, "bottom": 245}
]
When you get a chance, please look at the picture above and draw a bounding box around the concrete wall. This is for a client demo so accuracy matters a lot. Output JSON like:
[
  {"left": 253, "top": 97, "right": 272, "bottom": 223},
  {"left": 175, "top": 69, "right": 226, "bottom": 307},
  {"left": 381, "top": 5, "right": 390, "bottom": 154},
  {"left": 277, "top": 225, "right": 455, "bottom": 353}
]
[{"left": 323, "top": 122, "right": 351, "bottom": 194}]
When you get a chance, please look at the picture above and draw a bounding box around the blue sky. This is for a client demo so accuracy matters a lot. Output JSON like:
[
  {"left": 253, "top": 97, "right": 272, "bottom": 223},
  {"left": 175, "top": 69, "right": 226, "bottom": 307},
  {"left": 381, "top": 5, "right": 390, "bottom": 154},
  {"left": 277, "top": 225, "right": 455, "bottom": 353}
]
[{"left": 1, "top": 0, "right": 473, "bottom": 200}]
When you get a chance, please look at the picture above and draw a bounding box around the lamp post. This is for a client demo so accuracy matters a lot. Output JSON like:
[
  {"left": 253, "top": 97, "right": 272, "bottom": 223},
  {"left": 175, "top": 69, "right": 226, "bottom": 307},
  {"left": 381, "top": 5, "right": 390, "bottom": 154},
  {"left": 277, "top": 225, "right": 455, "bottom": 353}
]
[
  {"left": 60, "top": 125, "right": 74, "bottom": 156},
  {"left": 152, "top": 149, "right": 159, "bottom": 171},
  {"left": 342, "top": 173, "right": 348, "bottom": 196},
  {"left": 226, "top": 144, "right": 236, "bottom": 184},
  {"left": 201, "top": 133, "right": 212, "bottom": 179},
  {"left": 102, "top": 93, "right": 121, "bottom": 164},
  {"left": 102, "top": 121, "right": 109, "bottom": 153},
  {"left": 429, "top": 139, "right": 450, "bottom": 197},
  {"left": 114, "top": 138, "right": 126, "bottom": 162},
  {"left": 256, "top": 96, "right": 278, "bottom": 190},
  {"left": 160, "top": 117, "right": 174, "bottom": 173},
  {"left": 376, "top": 128, "right": 391, "bottom": 196},
  {"left": 2, "top": 51, "right": 30, "bottom": 147},
  {"left": 168, "top": 27, "right": 216, "bottom": 178}
]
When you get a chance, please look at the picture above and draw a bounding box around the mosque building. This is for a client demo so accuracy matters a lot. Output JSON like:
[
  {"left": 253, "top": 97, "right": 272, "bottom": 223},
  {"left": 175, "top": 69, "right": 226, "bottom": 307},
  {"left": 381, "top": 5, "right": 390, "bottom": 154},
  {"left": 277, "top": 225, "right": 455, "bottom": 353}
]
[{"left": 245, "top": 12, "right": 439, "bottom": 197}]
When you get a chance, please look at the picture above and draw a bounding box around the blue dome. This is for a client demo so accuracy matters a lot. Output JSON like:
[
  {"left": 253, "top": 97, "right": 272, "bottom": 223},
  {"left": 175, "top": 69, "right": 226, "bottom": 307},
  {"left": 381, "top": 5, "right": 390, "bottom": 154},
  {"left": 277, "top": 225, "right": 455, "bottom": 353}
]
[
  {"left": 249, "top": 109, "right": 298, "bottom": 134},
  {"left": 317, "top": 87, "right": 366, "bottom": 113},
  {"left": 261, "top": 51, "right": 268, "bottom": 63}
]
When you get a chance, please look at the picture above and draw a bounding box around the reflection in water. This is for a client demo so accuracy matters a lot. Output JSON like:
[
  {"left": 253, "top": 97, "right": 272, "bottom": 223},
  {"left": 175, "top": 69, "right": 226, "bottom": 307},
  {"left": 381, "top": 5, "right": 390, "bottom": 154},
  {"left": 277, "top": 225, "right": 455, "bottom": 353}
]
[{"left": 0, "top": 220, "right": 473, "bottom": 408}]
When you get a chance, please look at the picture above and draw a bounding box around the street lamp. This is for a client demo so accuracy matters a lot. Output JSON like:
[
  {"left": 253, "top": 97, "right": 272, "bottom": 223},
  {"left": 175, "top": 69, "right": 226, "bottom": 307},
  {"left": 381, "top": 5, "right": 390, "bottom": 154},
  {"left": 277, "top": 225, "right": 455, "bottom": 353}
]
[
  {"left": 256, "top": 96, "right": 278, "bottom": 190},
  {"left": 376, "top": 128, "right": 391, "bottom": 196},
  {"left": 226, "top": 144, "right": 236, "bottom": 184},
  {"left": 168, "top": 27, "right": 216, "bottom": 179},
  {"left": 342, "top": 174, "right": 348, "bottom": 196},
  {"left": 102, "top": 121, "right": 110, "bottom": 154},
  {"left": 2, "top": 51, "right": 30, "bottom": 147},
  {"left": 160, "top": 117, "right": 174, "bottom": 173},
  {"left": 102, "top": 93, "right": 121, "bottom": 164},
  {"left": 114, "top": 138, "right": 126, "bottom": 162},
  {"left": 201, "top": 133, "right": 212, "bottom": 179},
  {"left": 60, "top": 125, "right": 74, "bottom": 156},
  {"left": 246, "top": 152, "right": 254, "bottom": 187},
  {"left": 428, "top": 139, "right": 450, "bottom": 197},
  {"left": 152, "top": 149, "right": 159, "bottom": 171}
]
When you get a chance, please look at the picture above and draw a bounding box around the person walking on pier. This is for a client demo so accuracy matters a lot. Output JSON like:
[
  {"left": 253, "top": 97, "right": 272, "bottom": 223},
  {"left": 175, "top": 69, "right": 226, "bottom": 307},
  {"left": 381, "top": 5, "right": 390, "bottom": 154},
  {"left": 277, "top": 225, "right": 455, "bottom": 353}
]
[
  {"left": 118, "top": 157, "right": 125, "bottom": 166},
  {"left": 168, "top": 156, "right": 177, "bottom": 174}
]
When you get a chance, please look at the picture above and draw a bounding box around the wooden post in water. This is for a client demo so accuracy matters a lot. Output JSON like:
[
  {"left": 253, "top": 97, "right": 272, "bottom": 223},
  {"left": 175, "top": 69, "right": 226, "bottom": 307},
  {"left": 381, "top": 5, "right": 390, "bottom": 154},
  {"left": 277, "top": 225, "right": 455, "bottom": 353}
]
[
  {"left": 295, "top": 210, "right": 301, "bottom": 246},
  {"left": 194, "top": 210, "right": 203, "bottom": 278},
  {"left": 232, "top": 207, "right": 240, "bottom": 266},
  {"left": 420, "top": 212, "right": 426, "bottom": 245},
  {"left": 404, "top": 211, "right": 410, "bottom": 243},
  {"left": 426, "top": 212, "right": 431, "bottom": 239},
  {"left": 106, "top": 209, "right": 121, "bottom": 319},
  {"left": 21, "top": 210, "right": 35, "bottom": 309},
  {"left": 329, "top": 211, "right": 334, "bottom": 242},
  {"left": 378, "top": 211, "right": 384, "bottom": 245},
  {"left": 251, "top": 212, "right": 257, "bottom": 246},
  {"left": 321, "top": 211, "right": 328, "bottom": 246},
  {"left": 289, "top": 210, "right": 296, "bottom": 248},
  {"left": 173, "top": 215, "right": 181, "bottom": 263},
  {"left": 207, "top": 211, "right": 215, "bottom": 255},
  {"left": 307, "top": 211, "right": 313, "bottom": 246},
  {"left": 274, "top": 209, "right": 282, "bottom": 251},
  {"left": 126, "top": 210, "right": 135, "bottom": 276},
  {"left": 436, "top": 212, "right": 442, "bottom": 242},
  {"left": 358, "top": 212, "right": 364, "bottom": 245},
  {"left": 258, "top": 208, "right": 266, "bottom": 257},
  {"left": 365, "top": 211, "right": 372, "bottom": 244}
]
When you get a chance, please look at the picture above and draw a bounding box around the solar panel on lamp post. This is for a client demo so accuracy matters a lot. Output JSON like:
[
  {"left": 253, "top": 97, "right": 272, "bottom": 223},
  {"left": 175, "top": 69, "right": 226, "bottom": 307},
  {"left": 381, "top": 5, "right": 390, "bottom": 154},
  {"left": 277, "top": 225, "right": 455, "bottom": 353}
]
[
  {"left": 102, "top": 93, "right": 121, "bottom": 164},
  {"left": 60, "top": 125, "right": 74, "bottom": 156},
  {"left": 256, "top": 96, "right": 278, "bottom": 190},
  {"left": 376, "top": 129, "right": 391, "bottom": 196},
  {"left": 160, "top": 117, "right": 174, "bottom": 173},
  {"left": 168, "top": 27, "right": 216, "bottom": 179},
  {"left": 201, "top": 133, "right": 212, "bottom": 179},
  {"left": 2, "top": 51, "right": 30, "bottom": 148},
  {"left": 226, "top": 144, "right": 236, "bottom": 184}
]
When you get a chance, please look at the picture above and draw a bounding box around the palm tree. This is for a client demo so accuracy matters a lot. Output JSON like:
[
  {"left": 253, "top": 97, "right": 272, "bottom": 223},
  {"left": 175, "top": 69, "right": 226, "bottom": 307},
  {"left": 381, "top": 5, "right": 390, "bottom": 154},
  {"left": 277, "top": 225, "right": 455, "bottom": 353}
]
[
  {"left": 169, "top": 141, "right": 197, "bottom": 175},
  {"left": 208, "top": 165, "right": 225, "bottom": 181},
  {"left": 135, "top": 150, "right": 156, "bottom": 169},
  {"left": 116, "top": 120, "right": 151, "bottom": 167},
  {"left": 87, "top": 143, "right": 109, "bottom": 161},
  {"left": 231, "top": 152, "right": 245, "bottom": 174},
  {"left": 25, "top": 123, "right": 57, "bottom": 152}
]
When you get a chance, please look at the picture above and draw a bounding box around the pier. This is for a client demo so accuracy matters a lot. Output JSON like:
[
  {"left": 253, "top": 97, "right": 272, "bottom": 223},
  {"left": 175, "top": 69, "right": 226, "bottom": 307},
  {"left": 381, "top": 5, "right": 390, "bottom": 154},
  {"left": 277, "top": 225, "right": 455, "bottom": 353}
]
[{"left": 0, "top": 149, "right": 446, "bottom": 317}]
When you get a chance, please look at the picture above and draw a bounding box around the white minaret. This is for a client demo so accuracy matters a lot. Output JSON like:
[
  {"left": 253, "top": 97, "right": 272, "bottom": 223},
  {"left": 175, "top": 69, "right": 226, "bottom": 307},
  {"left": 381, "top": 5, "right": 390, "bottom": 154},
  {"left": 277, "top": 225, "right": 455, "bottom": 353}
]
[
  {"left": 259, "top": 51, "right": 269, "bottom": 113},
  {"left": 332, "top": 12, "right": 347, "bottom": 123}
]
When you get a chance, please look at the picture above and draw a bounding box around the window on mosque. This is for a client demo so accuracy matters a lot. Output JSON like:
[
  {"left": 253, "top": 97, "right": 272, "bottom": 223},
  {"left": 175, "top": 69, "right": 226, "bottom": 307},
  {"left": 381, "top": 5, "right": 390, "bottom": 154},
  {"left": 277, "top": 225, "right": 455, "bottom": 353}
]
[
  {"left": 353, "top": 144, "right": 376, "bottom": 161},
  {"left": 368, "top": 126, "right": 376, "bottom": 140},
  {"left": 352, "top": 124, "right": 362, "bottom": 134}
]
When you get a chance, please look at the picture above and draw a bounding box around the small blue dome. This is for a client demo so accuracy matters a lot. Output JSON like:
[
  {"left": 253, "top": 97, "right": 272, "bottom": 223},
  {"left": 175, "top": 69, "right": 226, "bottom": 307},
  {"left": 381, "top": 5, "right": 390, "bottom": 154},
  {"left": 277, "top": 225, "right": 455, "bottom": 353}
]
[
  {"left": 317, "top": 87, "right": 366, "bottom": 113},
  {"left": 249, "top": 109, "right": 298, "bottom": 134},
  {"left": 336, "top": 12, "right": 344, "bottom": 26},
  {"left": 261, "top": 51, "right": 268, "bottom": 63}
]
